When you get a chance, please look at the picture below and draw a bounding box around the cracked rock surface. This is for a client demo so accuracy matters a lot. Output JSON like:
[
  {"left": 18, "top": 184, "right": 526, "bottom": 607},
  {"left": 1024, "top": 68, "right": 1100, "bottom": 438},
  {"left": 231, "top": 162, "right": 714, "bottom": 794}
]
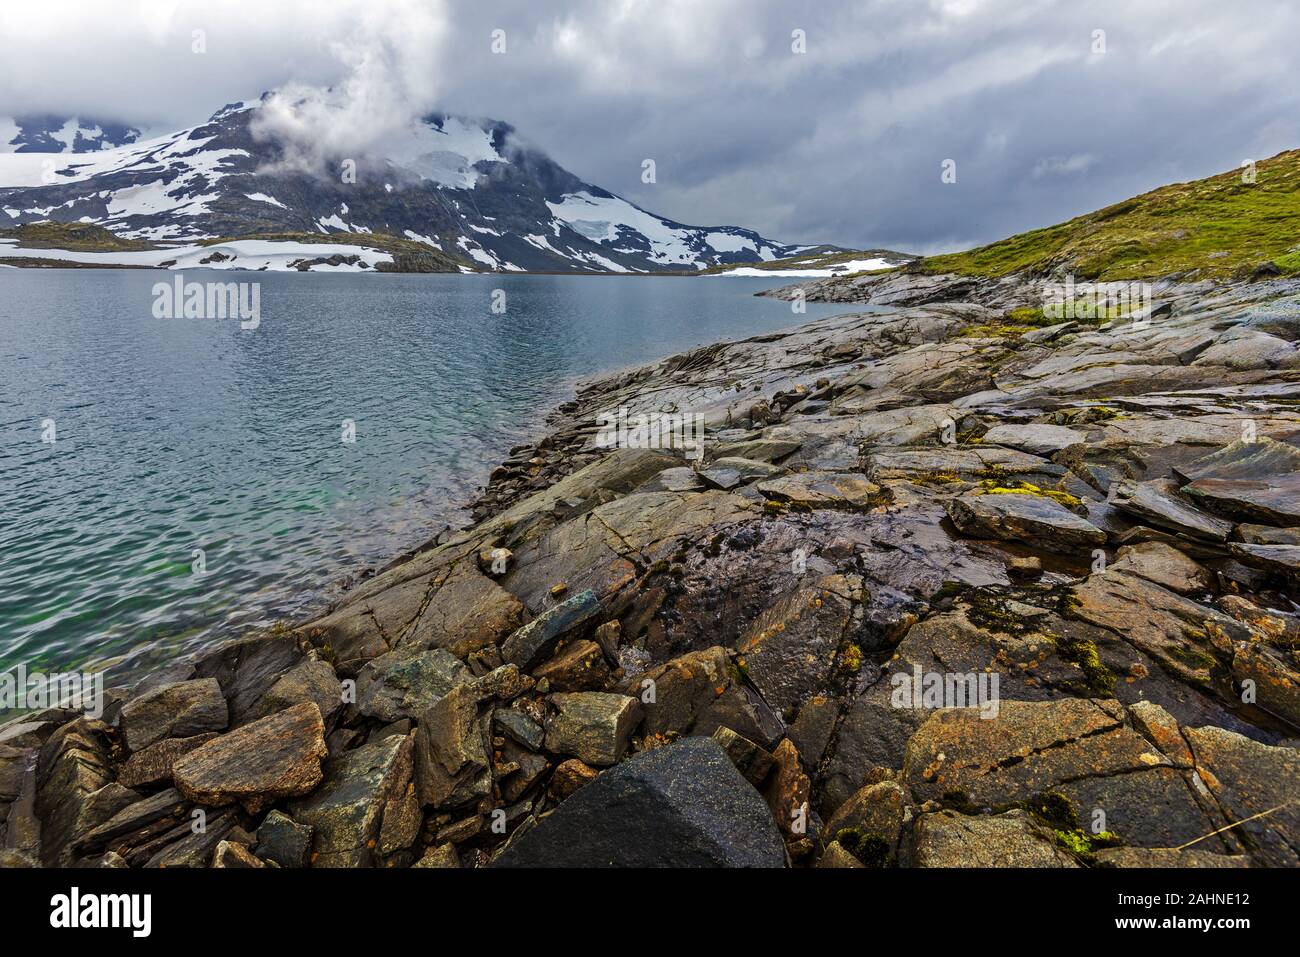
[{"left": 5, "top": 272, "right": 1298, "bottom": 868}]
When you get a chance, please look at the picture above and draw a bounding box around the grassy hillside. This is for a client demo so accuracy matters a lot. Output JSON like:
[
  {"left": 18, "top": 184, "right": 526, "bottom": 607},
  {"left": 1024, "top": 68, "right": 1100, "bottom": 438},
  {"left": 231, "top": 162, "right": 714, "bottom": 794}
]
[
  {"left": 0, "top": 221, "right": 156, "bottom": 252},
  {"left": 919, "top": 150, "right": 1300, "bottom": 281}
]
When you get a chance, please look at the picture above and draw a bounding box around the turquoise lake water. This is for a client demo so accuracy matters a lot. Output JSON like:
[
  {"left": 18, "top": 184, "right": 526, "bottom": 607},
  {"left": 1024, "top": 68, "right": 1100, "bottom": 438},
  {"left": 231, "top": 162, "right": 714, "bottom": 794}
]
[{"left": 0, "top": 269, "right": 847, "bottom": 680}]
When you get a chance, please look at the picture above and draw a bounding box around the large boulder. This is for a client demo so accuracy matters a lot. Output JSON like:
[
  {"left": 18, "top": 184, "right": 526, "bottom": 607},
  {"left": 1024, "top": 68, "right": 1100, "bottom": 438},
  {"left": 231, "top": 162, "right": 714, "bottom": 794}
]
[
  {"left": 172, "top": 702, "right": 327, "bottom": 814},
  {"left": 494, "top": 738, "right": 786, "bottom": 867}
]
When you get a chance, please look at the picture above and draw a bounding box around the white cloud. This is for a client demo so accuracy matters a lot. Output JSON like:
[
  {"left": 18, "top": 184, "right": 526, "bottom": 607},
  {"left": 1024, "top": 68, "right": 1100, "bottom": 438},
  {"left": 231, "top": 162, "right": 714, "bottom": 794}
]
[{"left": 0, "top": 0, "right": 1296, "bottom": 251}]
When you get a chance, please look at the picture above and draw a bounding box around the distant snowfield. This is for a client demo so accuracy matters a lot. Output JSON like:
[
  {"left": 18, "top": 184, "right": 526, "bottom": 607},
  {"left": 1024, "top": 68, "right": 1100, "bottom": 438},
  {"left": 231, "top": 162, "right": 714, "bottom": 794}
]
[
  {"left": 709, "top": 257, "right": 899, "bottom": 278},
  {"left": 0, "top": 238, "right": 393, "bottom": 272}
]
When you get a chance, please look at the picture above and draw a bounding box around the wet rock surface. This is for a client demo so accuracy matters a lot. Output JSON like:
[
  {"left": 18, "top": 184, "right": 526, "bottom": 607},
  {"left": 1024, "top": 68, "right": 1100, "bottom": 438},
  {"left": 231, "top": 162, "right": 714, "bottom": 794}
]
[{"left": 6, "top": 272, "right": 1299, "bottom": 868}]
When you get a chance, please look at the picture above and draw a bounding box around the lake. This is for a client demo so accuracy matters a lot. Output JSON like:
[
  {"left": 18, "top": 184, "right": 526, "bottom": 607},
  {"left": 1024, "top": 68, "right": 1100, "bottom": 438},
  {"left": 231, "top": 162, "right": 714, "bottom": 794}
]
[{"left": 0, "top": 269, "right": 848, "bottom": 682}]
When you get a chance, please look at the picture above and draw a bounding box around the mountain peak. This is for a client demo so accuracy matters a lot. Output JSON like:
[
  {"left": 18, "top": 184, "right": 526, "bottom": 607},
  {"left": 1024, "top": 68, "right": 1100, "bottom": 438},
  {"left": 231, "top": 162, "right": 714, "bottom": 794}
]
[{"left": 0, "top": 101, "right": 833, "bottom": 273}]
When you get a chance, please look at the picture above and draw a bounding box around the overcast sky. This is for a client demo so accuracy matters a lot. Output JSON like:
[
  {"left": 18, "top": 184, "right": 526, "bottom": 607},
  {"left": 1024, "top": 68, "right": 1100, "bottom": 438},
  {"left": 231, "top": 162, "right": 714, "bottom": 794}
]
[{"left": 2, "top": 0, "right": 1297, "bottom": 253}]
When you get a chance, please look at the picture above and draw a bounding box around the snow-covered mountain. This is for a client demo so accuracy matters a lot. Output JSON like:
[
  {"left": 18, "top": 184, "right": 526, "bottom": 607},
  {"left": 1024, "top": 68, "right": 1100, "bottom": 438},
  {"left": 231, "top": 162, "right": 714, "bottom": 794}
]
[
  {"left": 0, "top": 100, "right": 833, "bottom": 273},
  {"left": 0, "top": 115, "right": 141, "bottom": 154}
]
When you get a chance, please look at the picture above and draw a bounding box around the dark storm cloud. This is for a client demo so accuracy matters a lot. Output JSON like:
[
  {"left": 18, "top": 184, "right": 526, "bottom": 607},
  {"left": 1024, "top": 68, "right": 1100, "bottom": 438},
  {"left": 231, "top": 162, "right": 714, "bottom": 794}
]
[{"left": 2, "top": 0, "right": 1296, "bottom": 252}]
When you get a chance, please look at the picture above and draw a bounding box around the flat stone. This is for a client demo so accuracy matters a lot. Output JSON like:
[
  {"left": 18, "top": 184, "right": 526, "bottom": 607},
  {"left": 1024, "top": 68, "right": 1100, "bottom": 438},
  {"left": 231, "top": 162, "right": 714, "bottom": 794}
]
[
  {"left": 698, "top": 457, "right": 785, "bottom": 490},
  {"left": 144, "top": 813, "right": 236, "bottom": 868},
  {"left": 412, "top": 843, "right": 460, "bottom": 868},
  {"left": 1185, "top": 474, "right": 1300, "bottom": 527},
  {"left": 735, "top": 574, "right": 863, "bottom": 713},
  {"left": 912, "top": 810, "right": 1078, "bottom": 868},
  {"left": 532, "top": 639, "right": 610, "bottom": 692},
  {"left": 1093, "top": 847, "right": 1249, "bottom": 868},
  {"left": 1109, "top": 541, "right": 1211, "bottom": 595},
  {"left": 946, "top": 491, "right": 1106, "bottom": 553},
  {"left": 494, "top": 737, "right": 786, "bottom": 867},
  {"left": 355, "top": 647, "right": 469, "bottom": 721},
  {"left": 117, "top": 734, "right": 218, "bottom": 788},
  {"left": 544, "top": 692, "right": 642, "bottom": 766},
  {"left": 755, "top": 471, "right": 882, "bottom": 509},
  {"left": 500, "top": 589, "right": 602, "bottom": 670},
  {"left": 1174, "top": 437, "right": 1300, "bottom": 484},
  {"left": 982, "top": 423, "right": 1087, "bottom": 455},
  {"left": 1231, "top": 642, "right": 1300, "bottom": 727},
  {"left": 1228, "top": 543, "right": 1300, "bottom": 576},
  {"left": 1069, "top": 570, "right": 1247, "bottom": 686},
  {"left": 290, "top": 732, "right": 413, "bottom": 867},
  {"left": 172, "top": 702, "right": 327, "bottom": 814},
  {"left": 635, "top": 466, "right": 706, "bottom": 493},
  {"left": 119, "top": 678, "right": 228, "bottom": 751},
  {"left": 711, "top": 436, "right": 803, "bottom": 463},
  {"left": 1236, "top": 523, "right": 1300, "bottom": 545},
  {"left": 73, "top": 788, "right": 188, "bottom": 855},
  {"left": 1110, "top": 479, "right": 1234, "bottom": 542}
]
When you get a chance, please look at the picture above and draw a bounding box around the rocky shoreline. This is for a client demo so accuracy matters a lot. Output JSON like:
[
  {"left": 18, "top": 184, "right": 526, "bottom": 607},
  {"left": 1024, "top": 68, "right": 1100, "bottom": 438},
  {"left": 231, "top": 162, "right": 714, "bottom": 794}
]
[{"left": 4, "top": 270, "right": 1299, "bottom": 868}]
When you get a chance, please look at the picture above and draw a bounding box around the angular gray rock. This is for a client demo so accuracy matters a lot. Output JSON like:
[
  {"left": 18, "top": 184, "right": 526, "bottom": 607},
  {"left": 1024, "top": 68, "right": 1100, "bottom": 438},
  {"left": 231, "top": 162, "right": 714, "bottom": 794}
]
[
  {"left": 544, "top": 692, "right": 642, "bottom": 766},
  {"left": 290, "top": 732, "right": 414, "bottom": 867},
  {"left": 255, "top": 809, "right": 314, "bottom": 868},
  {"left": 1110, "top": 479, "right": 1234, "bottom": 542},
  {"left": 494, "top": 737, "right": 786, "bottom": 867},
  {"left": 413, "top": 683, "right": 492, "bottom": 810},
  {"left": 500, "top": 590, "right": 602, "bottom": 670},
  {"left": 982, "top": 422, "right": 1086, "bottom": 455},
  {"left": 355, "top": 647, "right": 469, "bottom": 721},
  {"left": 119, "top": 678, "right": 228, "bottom": 751},
  {"left": 912, "top": 810, "right": 1078, "bottom": 868},
  {"left": 946, "top": 491, "right": 1105, "bottom": 552}
]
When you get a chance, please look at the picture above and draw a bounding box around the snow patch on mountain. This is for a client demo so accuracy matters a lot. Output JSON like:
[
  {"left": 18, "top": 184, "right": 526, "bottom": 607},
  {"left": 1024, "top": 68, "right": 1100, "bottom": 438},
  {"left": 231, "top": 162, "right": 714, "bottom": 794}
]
[
  {"left": 0, "top": 236, "right": 392, "bottom": 271},
  {"left": 0, "top": 102, "right": 839, "bottom": 273}
]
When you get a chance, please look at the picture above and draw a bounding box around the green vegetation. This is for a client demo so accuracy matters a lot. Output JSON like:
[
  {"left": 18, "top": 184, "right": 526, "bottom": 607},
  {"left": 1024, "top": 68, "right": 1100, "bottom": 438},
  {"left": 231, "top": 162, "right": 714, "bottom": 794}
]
[
  {"left": 1, "top": 220, "right": 155, "bottom": 252},
  {"left": 977, "top": 479, "right": 1085, "bottom": 510},
  {"left": 919, "top": 149, "right": 1300, "bottom": 281},
  {"left": 1050, "top": 632, "right": 1117, "bottom": 698},
  {"left": 1027, "top": 792, "right": 1122, "bottom": 857},
  {"left": 833, "top": 828, "right": 891, "bottom": 867}
]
